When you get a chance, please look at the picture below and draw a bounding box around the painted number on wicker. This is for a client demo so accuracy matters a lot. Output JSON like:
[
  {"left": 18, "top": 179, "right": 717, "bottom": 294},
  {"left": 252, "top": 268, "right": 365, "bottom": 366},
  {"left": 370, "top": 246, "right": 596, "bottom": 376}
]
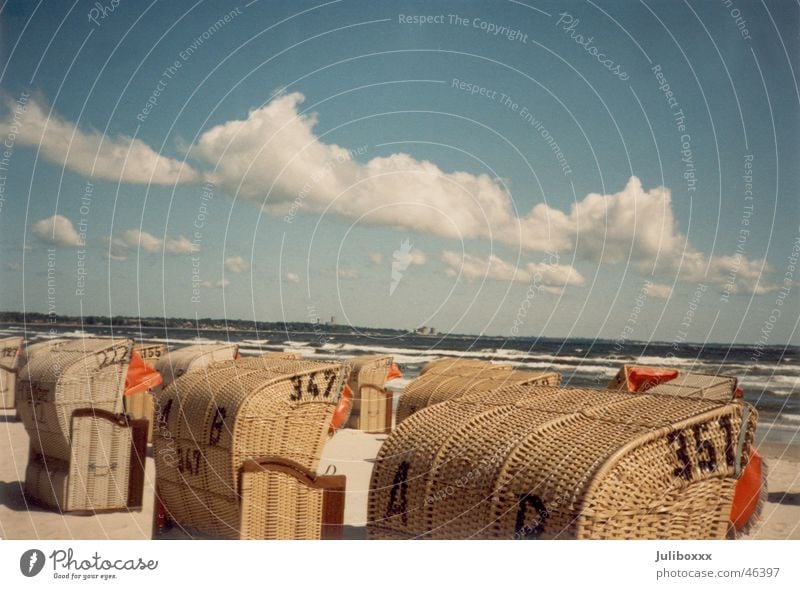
[
  {"left": 289, "top": 369, "right": 338, "bottom": 401},
  {"left": 1, "top": 346, "right": 18, "bottom": 358},
  {"left": 209, "top": 407, "right": 226, "bottom": 446},
  {"left": 385, "top": 461, "right": 410, "bottom": 526},
  {"left": 514, "top": 493, "right": 548, "bottom": 539},
  {"left": 667, "top": 418, "right": 736, "bottom": 482},
  {"left": 138, "top": 347, "right": 163, "bottom": 359},
  {"left": 177, "top": 446, "right": 203, "bottom": 476},
  {"left": 96, "top": 344, "right": 131, "bottom": 368},
  {"left": 157, "top": 398, "right": 173, "bottom": 430}
]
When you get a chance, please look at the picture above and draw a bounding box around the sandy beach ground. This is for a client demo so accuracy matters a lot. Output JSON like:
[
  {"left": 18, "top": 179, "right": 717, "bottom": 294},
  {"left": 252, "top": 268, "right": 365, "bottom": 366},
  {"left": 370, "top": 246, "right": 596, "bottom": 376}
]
[{"left": 1, "top": 408, "right": 797, "bottom": 540}]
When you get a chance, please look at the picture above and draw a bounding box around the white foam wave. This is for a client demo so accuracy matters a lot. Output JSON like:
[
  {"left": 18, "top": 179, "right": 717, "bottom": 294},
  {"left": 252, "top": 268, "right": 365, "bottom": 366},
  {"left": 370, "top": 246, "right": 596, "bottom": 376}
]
[{"left": 240, "top": 339, "right": 270, "bottom": 346}]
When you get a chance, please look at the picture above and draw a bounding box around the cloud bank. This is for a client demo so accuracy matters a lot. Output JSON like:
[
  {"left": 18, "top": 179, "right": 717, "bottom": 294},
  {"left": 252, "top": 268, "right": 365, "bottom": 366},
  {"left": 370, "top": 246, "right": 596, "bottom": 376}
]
[
  {"left": 190, "top": 93, "right": 771, "bottom": 294},
  {"left": 0, "top": 97, "right": 199, "bottom": 184},
  {"left": 15, "top": 93, "right": 773, "bottom": 295},
  {"left": 441, "top": 250, "right": 586, "bottom": 294}
]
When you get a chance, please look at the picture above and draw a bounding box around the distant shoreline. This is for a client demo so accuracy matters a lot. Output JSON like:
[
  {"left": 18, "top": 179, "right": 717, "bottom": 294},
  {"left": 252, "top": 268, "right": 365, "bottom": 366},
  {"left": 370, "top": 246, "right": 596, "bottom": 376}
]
[{"left": 1, "top": 314, "right": 798, "bottom": 348}]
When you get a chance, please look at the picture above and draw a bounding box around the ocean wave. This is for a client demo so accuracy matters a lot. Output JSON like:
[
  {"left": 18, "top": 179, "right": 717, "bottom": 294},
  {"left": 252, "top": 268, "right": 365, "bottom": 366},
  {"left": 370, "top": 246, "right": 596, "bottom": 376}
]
[
  {"left": 240, "top": 339, "right": 270, "bottom": 346},
  {"left": 738, "top": 376, "right": 798, "bottom": 396}
]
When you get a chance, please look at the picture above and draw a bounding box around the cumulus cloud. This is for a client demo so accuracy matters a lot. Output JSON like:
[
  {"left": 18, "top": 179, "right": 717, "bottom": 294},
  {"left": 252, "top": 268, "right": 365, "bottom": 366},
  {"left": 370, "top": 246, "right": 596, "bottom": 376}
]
[
  {"left": 202, "top": 278, "right": 230, "bottom": 289},
  {"left": 188, "top": 93, "right": 771, "bottom": 294},
  {"left": 224, "top": 255, "right": 249, "bottom": 273},
  {"left": 103, "top": 236, "right": 130, "bottom": 261},
  {"left": 441, "top": 250, "right": 585, "bottom": 293},
  {"left": 101, "top": 229, "right": 198, "bottom": 260},
  {"left": 0, "top": 97, "right": 200, "bottom": 184},
  {"left": 643, "top": 282, "right": 673, "bottom": 299},
  {"left": 337, "top": 268, "right": 359, "bottom": 280},
  {"left": 121, "top": 229, "right": 198, "bottom": 255},
  {"left": 31, "top": 214, "right": 83, "bottom": 246},
  {"left": 18, "top": 93, "right": 773, "bottom": 295},
  {"left": 285, "top": 272, "right": 300, "bottom": 284}
]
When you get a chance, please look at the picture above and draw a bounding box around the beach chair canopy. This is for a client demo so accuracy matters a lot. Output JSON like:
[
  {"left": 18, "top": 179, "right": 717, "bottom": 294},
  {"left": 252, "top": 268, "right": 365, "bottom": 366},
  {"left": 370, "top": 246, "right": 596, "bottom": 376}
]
[
  {"left": 396, "top": 359, "right": 561, "bottom": 424},
  {"left": 154, "top": 342, "right": 239, "bottom": 391},
  {"left": 344, "top": 354, "right": 400, "bottom": 433},
  {"left": 369, "top": 384, "right": 758, "bottom": 540},
  {"left": 153, "top": 356, "right": 349, "bottom": 539},
  {"left": 609, "top": 364, "right": 738, "bottom": 401}
]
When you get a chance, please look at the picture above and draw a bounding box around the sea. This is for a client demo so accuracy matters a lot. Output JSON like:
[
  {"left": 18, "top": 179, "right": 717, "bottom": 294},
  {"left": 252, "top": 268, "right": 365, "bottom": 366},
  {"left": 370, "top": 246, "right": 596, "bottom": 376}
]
[{"left": 2, "top": 322, "right": 797, "bottom": 445}]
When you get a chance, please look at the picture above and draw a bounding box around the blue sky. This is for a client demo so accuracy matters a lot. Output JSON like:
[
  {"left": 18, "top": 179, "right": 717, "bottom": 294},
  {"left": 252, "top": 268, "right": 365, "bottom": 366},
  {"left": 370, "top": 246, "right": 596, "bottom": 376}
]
[{"left": 0, "top": 0, "right": 797, "bottom": 344}]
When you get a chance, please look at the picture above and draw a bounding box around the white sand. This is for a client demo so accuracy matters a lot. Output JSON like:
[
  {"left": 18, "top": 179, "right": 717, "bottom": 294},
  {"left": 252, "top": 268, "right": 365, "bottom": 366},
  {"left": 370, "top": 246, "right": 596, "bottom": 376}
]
[{"left": 1, "top": 408, "right": 797, "bottom": 540}]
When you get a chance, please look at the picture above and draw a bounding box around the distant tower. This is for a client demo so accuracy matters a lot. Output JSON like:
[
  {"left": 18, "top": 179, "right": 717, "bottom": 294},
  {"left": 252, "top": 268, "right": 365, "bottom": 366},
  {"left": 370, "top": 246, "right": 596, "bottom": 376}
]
[{"left": 330, "top": 316, "right": 336, "bottom": 326}]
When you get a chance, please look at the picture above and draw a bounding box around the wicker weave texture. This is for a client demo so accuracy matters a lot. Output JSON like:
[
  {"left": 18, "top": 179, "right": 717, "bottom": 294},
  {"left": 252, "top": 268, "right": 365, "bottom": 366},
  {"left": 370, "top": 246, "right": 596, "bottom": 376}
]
[
  {"left": 0, "top": 336, "right": 23, "bottom": 409},
  {"left": 154, "top": 342, "right": 238, "bottom": 392},
  {"left": 239, "top": 468, "right": 325, "bottom": 540},
  {"left": 66, "top": 413, "right": 134, "bottom": 511},
  {"left": 368, "top": 385, "right": 757, "bottom": 540},
  {"left": 608, "top": 364, "right": 737, "bottom": 401},
  {"left": 345, "top": 355, "right": 393, "bottom": 433},
  {"left": 15, "top": 338, "right": 141, "bottom": 512},
  {"left": 396, "top": 360, "right": 561, "bottom": 424},
  {"left": 19, "top": 339, "right": 69, "bottom": 368},
  {"left": 17, "top": 338, "right": 132, "bottom": 460},
  {"left": 153, "top": 357, "right": 348, "bottom": 538},
  {"left": 259, "top": 351, "right": 304, "bottom": 360}
]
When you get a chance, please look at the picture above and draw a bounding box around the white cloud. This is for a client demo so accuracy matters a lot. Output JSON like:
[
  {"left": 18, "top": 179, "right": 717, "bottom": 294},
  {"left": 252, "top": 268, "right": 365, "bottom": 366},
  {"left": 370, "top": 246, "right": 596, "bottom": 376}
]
[
  {"left": 441, "top": 250, "right": 585, "bottom": 293},
  {"left": 368, "top": 252, "right": 383, "bottom": 264},
  {"left": 31, "top": 215, "right": 82, "bottom": 247},
  {"left": 337, "top": 268, "right": 359, "bottom": 280},
  {"left": 224, "top": 255, "right": 249, "bottom": 274},
  {"left": 17, "top": 94, "right": 774, "bottom": 296},
  {"left": 643, "top": 282, "right": 673, "bottom": 299},
  {"left": 121, "top": 229, "right": 198, "bottom": 255},
  {"left": 123, "top": 229, "right": 162, "bottom": 253},
  {"left": 0, "top": 97, "right": 200, "bottom": 185},
  {"left": 103, "top": 236, "right": 130, "bottom": 261},
  {"left": 202, "top": 278, "right": 230, "bottom": 289},
  {"left": 101, "top": 229, "right": 198, "bottom": 260},
  {"left": 285, "top": 272, "right": 300, "bottom": 284},
  {"left": 189, "top": 93, "right": 771, "bottom": 295}
]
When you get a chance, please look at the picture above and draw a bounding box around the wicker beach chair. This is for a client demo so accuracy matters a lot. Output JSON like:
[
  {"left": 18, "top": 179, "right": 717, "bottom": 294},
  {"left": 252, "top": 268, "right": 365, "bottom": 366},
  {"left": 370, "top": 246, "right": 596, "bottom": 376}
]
[
  {"left": 19, "top": 338, "right": 69, "bottom": 367},
  {"left": 16, "top": 337, "right": 147, "bottom": 513},
  {"left": 122, "top": 343, "right": 167, "bottom": 443},
  {"left": 396, "top": 359, "right": 560, "bottom": 424},
  {"left": 153, "top": 342, "right": 239, "bottom": 392},
  {"left": 345, "top": 355, "right": 398, "bottom": 433},
  {"left": 152, "top": 357, "right": 349, "bottom": 539},
  {"left": 259, "top": 351, "right": 304, "bottom": 360},
  {"left": 0, "top": 336, "right": 23, "bottom": 409},
  {"left": 608, "top": 364, "right": 738, "bottom": 401},
  {"left": 368, "top": 384, "right": 758, "bottom": 540}
]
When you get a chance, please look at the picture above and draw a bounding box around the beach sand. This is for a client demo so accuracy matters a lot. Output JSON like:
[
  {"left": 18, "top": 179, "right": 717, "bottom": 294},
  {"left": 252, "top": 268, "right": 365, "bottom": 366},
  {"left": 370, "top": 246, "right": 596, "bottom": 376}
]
[{"left": 1, "top": 408, "right": 797, "bottom": 540}]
